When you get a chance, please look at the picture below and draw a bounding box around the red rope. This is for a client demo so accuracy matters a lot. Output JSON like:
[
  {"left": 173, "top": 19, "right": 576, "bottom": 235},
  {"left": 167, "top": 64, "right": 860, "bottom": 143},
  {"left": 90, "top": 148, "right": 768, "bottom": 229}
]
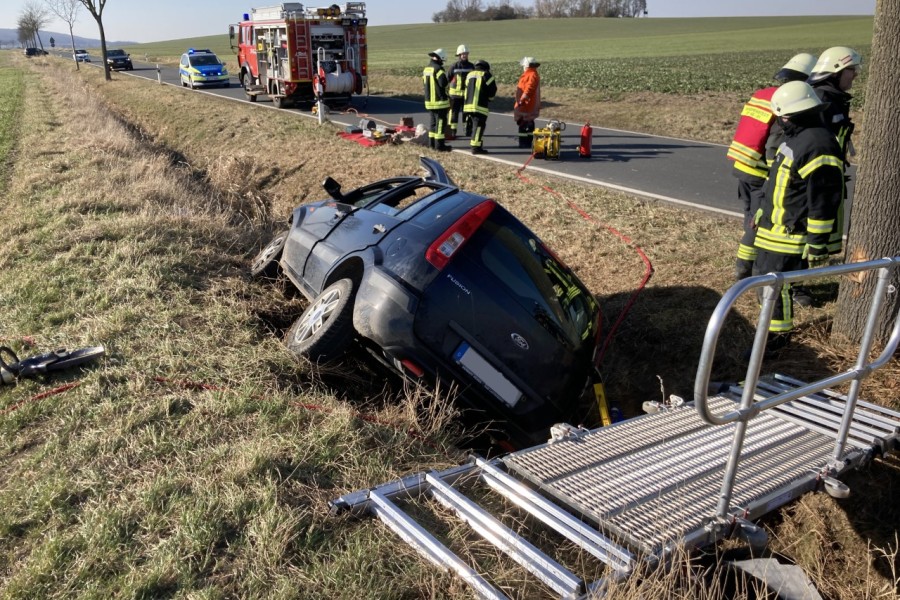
[
  {"left": 0, "top": 382, "right": 81, "bottom": 416},
  {"left": 515, "top": 147, "right": 654, "bottom": 367}
]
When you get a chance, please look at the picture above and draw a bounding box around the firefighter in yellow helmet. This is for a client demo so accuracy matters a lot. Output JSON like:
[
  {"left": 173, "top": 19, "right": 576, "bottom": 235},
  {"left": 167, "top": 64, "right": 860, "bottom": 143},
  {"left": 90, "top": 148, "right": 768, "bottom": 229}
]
[
  {"left": 423, "top": 49, "right": 452, "bottom": 152},
  {"left": 727, "top": 53, "right": 816, "bottom": 282},
  {"left": 752, "top": 81, "right": 844, "bottom": 354},
  {"left": 808, "top": 46, "right": 862, "bottom": 257},
  {"left": 446, "top": 44, "right": 474, "bottom": 140}
]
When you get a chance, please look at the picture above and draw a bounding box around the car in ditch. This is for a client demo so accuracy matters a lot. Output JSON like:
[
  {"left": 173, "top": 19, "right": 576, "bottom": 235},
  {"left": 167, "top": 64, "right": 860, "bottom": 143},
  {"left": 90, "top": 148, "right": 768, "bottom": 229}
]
[
  {"left": 250, "top": 157, "right": 601, "bottom": 447},
  {"left": 105, "top": 48, "right": 133, "bottom": 70}
]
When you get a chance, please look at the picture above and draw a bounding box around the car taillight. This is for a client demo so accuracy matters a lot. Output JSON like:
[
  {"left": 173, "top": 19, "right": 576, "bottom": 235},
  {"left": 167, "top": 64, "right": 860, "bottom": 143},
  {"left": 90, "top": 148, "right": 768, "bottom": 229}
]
[{"left": 426, "top": 200, "right": 495, "bottom": 270}]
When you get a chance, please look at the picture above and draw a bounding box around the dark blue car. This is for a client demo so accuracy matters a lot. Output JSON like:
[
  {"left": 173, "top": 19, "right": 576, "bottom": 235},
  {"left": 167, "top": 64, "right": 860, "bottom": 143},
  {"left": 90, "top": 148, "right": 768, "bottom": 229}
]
[{"left": 251, "top": 157, "right": 600, "bottom": 446}]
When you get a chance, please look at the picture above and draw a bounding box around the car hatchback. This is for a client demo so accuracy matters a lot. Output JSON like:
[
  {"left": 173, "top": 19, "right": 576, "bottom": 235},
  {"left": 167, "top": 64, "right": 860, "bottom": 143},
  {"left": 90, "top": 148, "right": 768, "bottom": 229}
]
[
  {"left": 251, "top": 157, "right": 600, "bottom": 447},
  {"left": 179, "top": 48, "right": 230, "bottom": 88}
]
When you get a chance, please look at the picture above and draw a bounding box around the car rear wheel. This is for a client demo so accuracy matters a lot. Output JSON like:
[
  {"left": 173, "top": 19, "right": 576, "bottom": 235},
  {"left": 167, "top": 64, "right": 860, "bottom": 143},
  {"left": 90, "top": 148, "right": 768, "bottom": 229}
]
[
  {"left": 285, "top": 278, "right": 356, "bottom": 363},
  {"left": 250, "top": 230, "right": 289, "bottom": 279}
]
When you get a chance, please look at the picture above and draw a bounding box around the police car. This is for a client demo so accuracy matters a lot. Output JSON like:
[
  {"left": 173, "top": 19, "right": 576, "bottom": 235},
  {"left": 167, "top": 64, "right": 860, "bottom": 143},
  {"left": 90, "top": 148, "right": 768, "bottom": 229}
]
[{"left": 179, "top": 49, "right": 230, "bottom": 89}]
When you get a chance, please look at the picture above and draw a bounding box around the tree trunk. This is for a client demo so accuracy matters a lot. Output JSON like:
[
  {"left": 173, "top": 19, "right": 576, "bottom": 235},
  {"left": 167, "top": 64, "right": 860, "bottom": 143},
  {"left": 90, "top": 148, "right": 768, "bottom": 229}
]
[{"left": 833, "top": 0, "right": 900, "bottom": 344}]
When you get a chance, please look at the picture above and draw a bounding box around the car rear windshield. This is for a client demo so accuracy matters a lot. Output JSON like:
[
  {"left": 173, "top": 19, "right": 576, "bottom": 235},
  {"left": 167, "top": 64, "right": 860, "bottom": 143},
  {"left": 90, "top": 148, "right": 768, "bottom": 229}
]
[{"left": 461, "top": 208, "right": 597, "bottom": 346}]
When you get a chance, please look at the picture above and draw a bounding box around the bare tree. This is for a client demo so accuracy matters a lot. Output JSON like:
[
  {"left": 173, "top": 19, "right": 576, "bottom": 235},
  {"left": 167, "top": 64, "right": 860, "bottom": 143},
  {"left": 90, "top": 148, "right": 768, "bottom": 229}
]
[
  {"left": 19, "top": 2, "right": 52, "bottom": 49},
  {"left": 45, "top": 0, "right": 82, "bottom": 69},
  {"left": 76, "top": 0, "right": 111, "bottom": 80},
  {"left": 833, "top": 0, "right": 900, "bottom": 344}
]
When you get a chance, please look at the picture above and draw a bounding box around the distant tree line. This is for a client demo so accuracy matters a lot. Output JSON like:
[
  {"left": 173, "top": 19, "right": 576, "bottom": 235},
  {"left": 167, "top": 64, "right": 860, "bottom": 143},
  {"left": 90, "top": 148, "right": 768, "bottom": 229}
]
[{"left": 433, "top": 0, "right": 648, "bottom": 22}]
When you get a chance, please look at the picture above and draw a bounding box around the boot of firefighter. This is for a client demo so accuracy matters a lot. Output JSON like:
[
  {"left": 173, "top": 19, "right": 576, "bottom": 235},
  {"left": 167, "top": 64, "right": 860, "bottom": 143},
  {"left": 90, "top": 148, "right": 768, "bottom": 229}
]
[{"left": 436, "top": 139, "right": 452, "bottom": 152}]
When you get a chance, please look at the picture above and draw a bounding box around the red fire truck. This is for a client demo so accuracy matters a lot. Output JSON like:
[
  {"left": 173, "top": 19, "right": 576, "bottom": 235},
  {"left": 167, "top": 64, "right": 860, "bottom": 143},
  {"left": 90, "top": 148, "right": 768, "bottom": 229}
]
[{"left": 229, "top": 3, "right": 368, "bottom": 108}]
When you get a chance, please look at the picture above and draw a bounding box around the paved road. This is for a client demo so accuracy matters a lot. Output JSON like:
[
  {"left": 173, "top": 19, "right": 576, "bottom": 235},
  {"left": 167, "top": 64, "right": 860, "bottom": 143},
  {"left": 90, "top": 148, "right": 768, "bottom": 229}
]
[{"left": 89, "top": 57, "right": 855, "bottom": 219}]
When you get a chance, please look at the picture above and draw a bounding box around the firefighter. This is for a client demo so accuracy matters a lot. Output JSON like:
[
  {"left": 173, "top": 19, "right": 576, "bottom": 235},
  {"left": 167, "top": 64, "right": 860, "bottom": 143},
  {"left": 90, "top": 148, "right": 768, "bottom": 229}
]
[
  {"left": 423, "top": 48, "right": 452, "bottom": 152},
  {"left": 514, "top": 56, "right": 541, "bottom": 149},
  {"left": 808, "top": 46, "right": 862, "bottom": 258},
  {"left": 463, "top": 59, "right": 497, "bottom": 155},
  {"left": 727, "top": 53, "right": 817, "bottom": 282},
  {"left": 752, "top": 81, "right": 844, "bottom": 353},
  {"left": 446, "top": 44, "right": 474, "bottom": 140}
]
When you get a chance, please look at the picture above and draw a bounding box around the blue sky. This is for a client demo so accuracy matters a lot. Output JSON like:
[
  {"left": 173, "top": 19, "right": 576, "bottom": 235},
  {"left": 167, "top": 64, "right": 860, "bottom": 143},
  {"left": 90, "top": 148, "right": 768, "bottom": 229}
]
[{"left": 3, "top": 0, "right": 877, "bottom": 44}]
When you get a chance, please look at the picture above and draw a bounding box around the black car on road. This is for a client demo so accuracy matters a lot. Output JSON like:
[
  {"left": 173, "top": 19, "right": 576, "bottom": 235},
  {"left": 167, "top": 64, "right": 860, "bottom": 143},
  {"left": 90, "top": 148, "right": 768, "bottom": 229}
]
[
  {"left": 106, "top": 49, "right": 133, "bottom": 70},
  {"left": 251, "top": 157, "right": 600, "bottom": 446}
]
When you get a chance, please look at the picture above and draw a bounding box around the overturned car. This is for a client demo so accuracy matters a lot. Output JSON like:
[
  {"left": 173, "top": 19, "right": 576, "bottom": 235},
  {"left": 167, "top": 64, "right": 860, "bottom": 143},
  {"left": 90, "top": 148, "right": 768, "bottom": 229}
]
[{"left": 251, "top": 157, "right": 601, "bottom": 446}]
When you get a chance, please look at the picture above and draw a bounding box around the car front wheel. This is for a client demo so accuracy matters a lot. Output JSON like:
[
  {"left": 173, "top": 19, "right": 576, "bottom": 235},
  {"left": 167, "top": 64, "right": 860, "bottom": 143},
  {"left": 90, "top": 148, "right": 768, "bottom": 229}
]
[
  {"left": 285, "top": 278, "right": 356, "bottom": 363},
  {"left": 250, "top": 230, "right": 289, "bottom": 279}
]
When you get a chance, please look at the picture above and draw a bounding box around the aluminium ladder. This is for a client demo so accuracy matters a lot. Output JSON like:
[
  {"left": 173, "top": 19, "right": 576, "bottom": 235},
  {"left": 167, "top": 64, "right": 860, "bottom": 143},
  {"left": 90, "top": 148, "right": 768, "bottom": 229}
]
[{"left": 330, "top": 257, "right": 900, "bottom": 599}]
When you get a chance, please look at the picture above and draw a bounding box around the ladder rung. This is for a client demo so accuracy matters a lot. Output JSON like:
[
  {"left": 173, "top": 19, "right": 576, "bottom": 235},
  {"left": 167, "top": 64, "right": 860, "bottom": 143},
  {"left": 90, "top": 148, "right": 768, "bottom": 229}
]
[
  {"left": 426, "top": 473, "right": 585, "bottom": 598},
  {"left": 477, "top": 458, "right": 634, "bottom": 573},
  {"left": 368, "top": 490, "right": 509, "bottom": 600}
]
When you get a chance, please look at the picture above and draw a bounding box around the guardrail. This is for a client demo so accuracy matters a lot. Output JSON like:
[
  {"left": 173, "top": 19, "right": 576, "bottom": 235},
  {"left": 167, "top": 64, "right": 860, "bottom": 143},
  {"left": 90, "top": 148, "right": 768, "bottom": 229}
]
[{"left": 694, "top": 257, "right": 900, "bottom": 519}]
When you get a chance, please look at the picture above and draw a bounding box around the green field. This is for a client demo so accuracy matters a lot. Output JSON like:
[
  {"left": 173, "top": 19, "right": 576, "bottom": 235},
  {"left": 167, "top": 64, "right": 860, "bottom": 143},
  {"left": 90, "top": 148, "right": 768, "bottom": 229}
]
[{"left": 124, "top": 16, "right": 874, "bottom": 97}]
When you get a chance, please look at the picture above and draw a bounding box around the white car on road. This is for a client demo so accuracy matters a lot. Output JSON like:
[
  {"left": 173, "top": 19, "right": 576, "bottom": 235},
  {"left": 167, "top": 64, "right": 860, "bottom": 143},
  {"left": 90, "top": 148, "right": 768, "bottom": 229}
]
[{"left": 73, "top": 49, "right": 91, "bottom": 63}]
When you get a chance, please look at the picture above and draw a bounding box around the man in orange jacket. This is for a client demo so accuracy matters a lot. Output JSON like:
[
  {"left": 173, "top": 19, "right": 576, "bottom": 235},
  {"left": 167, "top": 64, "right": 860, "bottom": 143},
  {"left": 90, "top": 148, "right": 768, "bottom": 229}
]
[{"left": 514, "top": 56, "right": 541, "bottom": 149}]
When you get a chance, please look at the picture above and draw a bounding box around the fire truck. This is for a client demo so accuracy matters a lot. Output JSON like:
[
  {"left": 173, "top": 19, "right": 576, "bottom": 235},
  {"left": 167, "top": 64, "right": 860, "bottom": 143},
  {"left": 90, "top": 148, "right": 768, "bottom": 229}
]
[{"left": 229, "top": 3, "right": 368, "bottom": 108}]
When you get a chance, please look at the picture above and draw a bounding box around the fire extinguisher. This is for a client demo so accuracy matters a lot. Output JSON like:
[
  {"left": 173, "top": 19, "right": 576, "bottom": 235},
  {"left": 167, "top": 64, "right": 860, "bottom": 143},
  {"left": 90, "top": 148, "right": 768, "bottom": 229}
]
[{"left": 578, "top": 121, "right": 593, "bottom": 158}]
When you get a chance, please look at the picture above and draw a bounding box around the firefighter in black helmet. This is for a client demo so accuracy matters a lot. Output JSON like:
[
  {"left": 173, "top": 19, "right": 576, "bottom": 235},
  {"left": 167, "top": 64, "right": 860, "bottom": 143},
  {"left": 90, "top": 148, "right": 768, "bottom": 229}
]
[
  {"left": 423, "top": 48, "right": 452, "bottom": 152},
  {"left": 463, "top": 60, "right": 497, "bottom": 155}
]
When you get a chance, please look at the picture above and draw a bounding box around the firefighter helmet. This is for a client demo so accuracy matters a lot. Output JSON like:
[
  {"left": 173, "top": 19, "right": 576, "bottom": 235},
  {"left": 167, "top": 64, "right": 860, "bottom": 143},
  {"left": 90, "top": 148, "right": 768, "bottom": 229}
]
[
  {"left": 771, "top": 81, "right": 824, "bottom": 117},
  {"left": 456, "top": 44, "right": 469, "bottom": 56},
  {"left": 520, "top": 56, "right": 540, "bottom": 68},
  {"left": 474, "top": 59, "right": 490, "bottom": 71},
  {"left": 808, "top": 46, "right": 862, "bottom": 83},
  {"left": 428, "top": 48, "right": 446, "bottom": 62},
  {"left": 774, "top": 52, "right": 816, "bottom": 83}
]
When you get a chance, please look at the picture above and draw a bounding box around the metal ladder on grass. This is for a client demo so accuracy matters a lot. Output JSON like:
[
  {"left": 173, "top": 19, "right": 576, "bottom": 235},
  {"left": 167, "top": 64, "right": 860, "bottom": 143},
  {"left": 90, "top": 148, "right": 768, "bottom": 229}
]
[{"left": 330, "top": 257, "right": 900, "bottom": 599}]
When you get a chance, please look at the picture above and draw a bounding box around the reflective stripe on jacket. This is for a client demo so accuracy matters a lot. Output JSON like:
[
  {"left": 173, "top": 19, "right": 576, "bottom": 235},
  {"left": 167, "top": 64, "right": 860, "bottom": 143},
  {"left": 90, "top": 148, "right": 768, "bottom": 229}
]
[
  {"left": 447, "top": 59, "right": 473, "bottom": 98},
  {"left": 727, "top": 86, "right": 777, "bottom": 179},
  {"left": 755, "top": 122, "right": 844, "bottom": 257},
  {"left": 463, "top": 70, "right": 496, "bottom": 116},
  {"left": 423, "top": 61, "right": 450, "bottom": 110}
]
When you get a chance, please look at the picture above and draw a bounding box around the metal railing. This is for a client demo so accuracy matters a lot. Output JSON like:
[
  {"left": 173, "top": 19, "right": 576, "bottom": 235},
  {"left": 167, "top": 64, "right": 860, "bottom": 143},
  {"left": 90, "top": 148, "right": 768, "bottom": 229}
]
[{"left": 694, "top": 257, "right": 900, "bottom": 519}]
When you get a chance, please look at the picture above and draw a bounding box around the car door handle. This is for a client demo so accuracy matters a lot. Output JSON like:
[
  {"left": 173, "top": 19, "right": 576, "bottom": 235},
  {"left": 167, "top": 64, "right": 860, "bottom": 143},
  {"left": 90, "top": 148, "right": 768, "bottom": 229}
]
[{"left": 372, "top": 223, "right": 386, "bottom": 233}]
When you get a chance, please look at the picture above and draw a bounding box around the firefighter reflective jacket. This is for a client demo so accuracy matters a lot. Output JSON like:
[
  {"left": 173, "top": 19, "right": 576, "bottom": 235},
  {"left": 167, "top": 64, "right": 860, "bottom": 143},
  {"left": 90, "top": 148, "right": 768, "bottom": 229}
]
[
  {"left": 463, "top": 69, "right": 497, "bottom": 116},
  {"left": 514, "top": 67, "right": 541, "bottom": 121},
  {"left": 754, "top": 114, "right": 844, "bottom": 259},
  {"left": 447, "top": 59, "right": 473, "bottom": 99},
  {"left": 727, "top": 86, "right": 777, "bottom": 180},
  {"left": 811, "top": 79, "right": 854, "bottom": 254},
  {"left": 423, "top": 59, "right": 450, "bottom": 111},
  {"left": 812, "top": 79, "right": 854, "bottom": 155}
]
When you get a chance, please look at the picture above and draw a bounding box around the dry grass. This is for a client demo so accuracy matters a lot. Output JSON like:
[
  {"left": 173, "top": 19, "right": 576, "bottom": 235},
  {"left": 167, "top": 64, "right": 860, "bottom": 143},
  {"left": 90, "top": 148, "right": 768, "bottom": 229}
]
[{"left": 0, "top": 53, "right": 897, "bottom": 599}]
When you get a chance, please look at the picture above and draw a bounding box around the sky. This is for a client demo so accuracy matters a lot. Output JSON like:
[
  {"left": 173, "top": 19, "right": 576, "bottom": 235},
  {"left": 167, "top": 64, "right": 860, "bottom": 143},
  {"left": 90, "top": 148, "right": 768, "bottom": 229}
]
[{"left": 2, "top": 0, "right": 877, "bottom": 44}]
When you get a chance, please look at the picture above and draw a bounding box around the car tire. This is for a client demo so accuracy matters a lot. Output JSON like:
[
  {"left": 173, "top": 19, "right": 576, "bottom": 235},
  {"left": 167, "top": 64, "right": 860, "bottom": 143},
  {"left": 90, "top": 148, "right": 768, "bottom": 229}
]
[
  {"left": 250, "top": 230, "right": 289, "bottom": 279},
  {"left": 285, "top": 278, "right": 356, "bottom": 363}
]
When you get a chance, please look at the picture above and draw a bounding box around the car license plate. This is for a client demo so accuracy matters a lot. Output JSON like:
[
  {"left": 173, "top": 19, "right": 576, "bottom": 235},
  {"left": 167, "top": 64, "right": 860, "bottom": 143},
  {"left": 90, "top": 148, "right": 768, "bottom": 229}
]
[{"left": 453, "top": 342, "right": 522, "bottom": 408}]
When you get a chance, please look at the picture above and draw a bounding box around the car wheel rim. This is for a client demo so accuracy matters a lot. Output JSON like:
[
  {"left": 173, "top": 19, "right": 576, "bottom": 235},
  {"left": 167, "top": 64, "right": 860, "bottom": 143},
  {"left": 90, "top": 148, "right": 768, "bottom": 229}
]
[
  {"left": 252, "top": 236, "right": 285, "bottom": 271},
  {"left": 294, "top": 288, "right": 343, "bottom": 344}
]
